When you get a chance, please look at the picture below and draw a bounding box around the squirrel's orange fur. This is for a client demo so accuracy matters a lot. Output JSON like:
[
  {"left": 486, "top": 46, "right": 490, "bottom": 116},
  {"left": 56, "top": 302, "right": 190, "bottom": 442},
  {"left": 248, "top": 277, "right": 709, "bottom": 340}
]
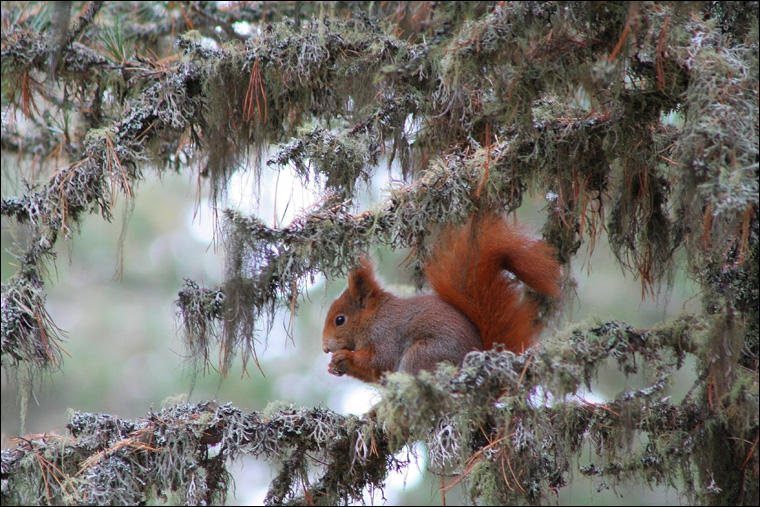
[{"left": 322, "top": 212, "right": 560, "bottom": 383}]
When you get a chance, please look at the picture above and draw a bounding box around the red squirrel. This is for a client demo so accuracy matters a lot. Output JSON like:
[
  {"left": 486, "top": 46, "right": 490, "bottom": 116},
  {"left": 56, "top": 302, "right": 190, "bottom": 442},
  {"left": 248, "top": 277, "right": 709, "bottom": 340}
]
[{"left": 322, "top": 212, "right": 561, "bottom": 383}]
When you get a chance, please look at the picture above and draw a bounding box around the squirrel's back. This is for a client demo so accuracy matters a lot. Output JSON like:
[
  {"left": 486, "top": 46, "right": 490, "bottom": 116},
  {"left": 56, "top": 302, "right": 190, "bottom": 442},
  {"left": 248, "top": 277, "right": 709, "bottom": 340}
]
[
  {"left": 382, "top": 294, "right": 482, "bottom": 374},
  {"left": 427, "top": 213, "right": 560, "bottom": 353}
]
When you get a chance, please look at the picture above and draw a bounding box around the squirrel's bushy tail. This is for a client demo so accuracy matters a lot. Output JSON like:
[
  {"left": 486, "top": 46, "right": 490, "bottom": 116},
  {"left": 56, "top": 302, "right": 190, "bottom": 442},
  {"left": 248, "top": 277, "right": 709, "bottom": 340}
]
[{"left": 427, "top": 213, "right": 560, "bottom": 353}]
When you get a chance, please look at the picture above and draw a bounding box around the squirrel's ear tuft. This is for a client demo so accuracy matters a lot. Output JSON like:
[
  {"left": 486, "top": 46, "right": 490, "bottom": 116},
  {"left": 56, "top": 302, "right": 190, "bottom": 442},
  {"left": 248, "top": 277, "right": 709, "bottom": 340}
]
[{"left": 348, "top": 256, "right": 382, "bottom": 308}]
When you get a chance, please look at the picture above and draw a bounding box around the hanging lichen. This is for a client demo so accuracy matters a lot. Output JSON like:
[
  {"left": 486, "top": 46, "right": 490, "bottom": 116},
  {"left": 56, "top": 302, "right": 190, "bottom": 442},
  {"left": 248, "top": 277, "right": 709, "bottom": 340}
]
[{"left": 1, "top": 1, "right": 757, "bottom": 505}]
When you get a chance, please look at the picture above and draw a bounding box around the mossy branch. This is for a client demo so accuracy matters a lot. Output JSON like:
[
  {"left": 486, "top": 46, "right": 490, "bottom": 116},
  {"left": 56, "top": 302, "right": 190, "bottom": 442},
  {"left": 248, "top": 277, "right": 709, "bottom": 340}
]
[{"left": 3, "top": 316, "right": 755, "bottom": 505}]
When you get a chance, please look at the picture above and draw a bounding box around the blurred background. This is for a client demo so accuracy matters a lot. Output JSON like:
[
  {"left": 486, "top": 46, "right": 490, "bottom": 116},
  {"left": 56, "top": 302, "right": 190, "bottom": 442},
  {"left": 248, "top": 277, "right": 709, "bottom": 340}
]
[{"left": 1, "top": 149, "right": 700, "bottom": 505}]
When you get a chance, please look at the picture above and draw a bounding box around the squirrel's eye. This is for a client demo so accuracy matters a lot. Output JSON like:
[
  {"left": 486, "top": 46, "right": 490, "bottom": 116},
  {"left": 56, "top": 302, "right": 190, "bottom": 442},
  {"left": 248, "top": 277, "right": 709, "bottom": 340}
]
[{"left": 335, "top": 315, "right": 346, "bottom": 326}]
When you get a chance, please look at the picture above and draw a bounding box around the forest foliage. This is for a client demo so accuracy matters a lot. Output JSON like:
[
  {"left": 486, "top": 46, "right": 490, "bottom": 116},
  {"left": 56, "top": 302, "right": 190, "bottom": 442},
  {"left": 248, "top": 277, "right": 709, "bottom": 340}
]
[{"left": 1, "top": 1, "right": 758, "bottom": 505}]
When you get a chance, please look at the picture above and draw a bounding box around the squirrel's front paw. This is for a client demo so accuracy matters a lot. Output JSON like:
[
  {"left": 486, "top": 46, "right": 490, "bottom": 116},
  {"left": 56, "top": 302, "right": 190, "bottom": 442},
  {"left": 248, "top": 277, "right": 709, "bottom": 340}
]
[{"left": 328, "top": 350, "right": 353, "bottom": 376}]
